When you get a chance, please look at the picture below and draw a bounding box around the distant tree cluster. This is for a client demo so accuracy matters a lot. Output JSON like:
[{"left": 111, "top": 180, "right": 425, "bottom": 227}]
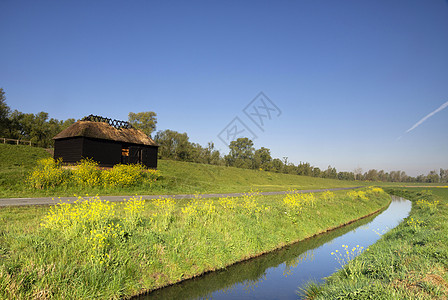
[
  {"left": 0, "top": 88, "right": 75, "bottom": 147},
  {"left": 355, "top": 168, "right": 448, "bottom": 183},
  {"left": 1, "top": 87, "right": 446, "bottom": 183},
  {"left": 154, "top": 129, "right": 223, "bottom": 165}
]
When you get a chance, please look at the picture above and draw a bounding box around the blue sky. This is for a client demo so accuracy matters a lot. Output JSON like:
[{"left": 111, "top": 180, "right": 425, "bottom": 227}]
[{"left": 1, "top": 0, "right": 447, "bottom": 176}]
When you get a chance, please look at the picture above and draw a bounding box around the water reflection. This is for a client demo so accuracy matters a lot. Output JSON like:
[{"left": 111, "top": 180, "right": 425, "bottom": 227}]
[
  {"left": 137, "top": 196, "right": 411, "bottom": 300},
  {"left": 283, "top": 251, "right": 315, "bottom": 277}
]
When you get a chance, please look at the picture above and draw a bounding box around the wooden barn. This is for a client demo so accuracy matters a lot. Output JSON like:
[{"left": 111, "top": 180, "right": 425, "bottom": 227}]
[{"left": 53, "top": 115, "right": 158, "bottom": 168}]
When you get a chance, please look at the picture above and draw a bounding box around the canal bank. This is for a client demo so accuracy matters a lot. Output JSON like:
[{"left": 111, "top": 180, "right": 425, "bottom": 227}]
[
  {"left": 0, "top": 188, "right": 391, "bottom": 299},
  {"left": 304, "top": 188, "right": 448, "bottom": 299},
  {"left": 137, "top": 196, "right": 410, "bottom": 299},
  {"left": 129, "top": 188, "right": 392, "bottom": 299}
]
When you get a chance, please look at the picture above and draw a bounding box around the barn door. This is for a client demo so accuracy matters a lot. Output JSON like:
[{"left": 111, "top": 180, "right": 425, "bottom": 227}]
[
  {"left": 121, "top": 147, "right": 129, "bottom": 164},
  {"left": 129, "top": 146, "right": 142, "bottom": 164},
  {"left": 141, "top": 147, "right": 157, "bottom": 168}
]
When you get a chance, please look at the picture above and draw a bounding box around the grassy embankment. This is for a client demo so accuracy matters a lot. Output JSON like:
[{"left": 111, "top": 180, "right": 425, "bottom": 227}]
[
  {"left": 302, "top": 187, "right": 448, "bottom": 299},
  {"left": 0, "top": 187, "right": 390, "bottom": 299},
  {"left": 0, "top": 143, "right": 363, "bottom": 198}
]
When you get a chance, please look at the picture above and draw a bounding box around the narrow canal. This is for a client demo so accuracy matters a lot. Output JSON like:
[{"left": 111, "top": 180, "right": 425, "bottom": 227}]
[{"left": 139, "top": 196, "right": 411, "bottom": 299}]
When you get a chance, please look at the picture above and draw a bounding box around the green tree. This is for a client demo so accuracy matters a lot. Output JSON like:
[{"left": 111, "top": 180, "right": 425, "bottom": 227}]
[
  {"left": 0, "top": 88, "right": 10, "bottom": 136},
  {"left": 416, "top": 174, "right": 426, "bottom": 182},
  {"left": 283, "top": 163, "right": 298, "bottom": 175},
  {"left": 225, "top": 138, "right": 255, "bottom": 169},
  {"left": 440, "top": 168, "right": 448, "bottom": 183},
  {"left": 210, "top": 149, "right": 223, "bottom": 166},
  {"left": 270, "top": 158, "right": 283, "bottom": 173},
  {"left": 61, "top": 118, "right": 76, "bottom": 130},
  {"left": 297, "top": 162, "right": 312, "bottom": 176},
  {"left": 30, "top": 112, "right": 51, "bottom": 147},
  {"left": 253, "top": 147, "right": 272, "bottom": 170},
  {"left": 377, "top": 170, "right": 386, "bottom": 182},
  {"left": 128, "top": 111, "right": 157, "bottom": 137},
  {"left": 205, "top": 142, "right": 223, "bottom": 165},
  {"left": 365, "top": 169, "right": 379, "bottom": 181},
  {"left": 354, "top": 167, "right": 363, "bottom": 181},
  {"left": 6, "top": 110, "right": 24, "bottom": 139},
  {"left": 154, "top": 129, "right": 191, "bottom": 161},
  {"left": 322, "top": 165, "right": 337, "bottom": 179},
  {"left": 337, "top": 171, "right": 355, "bottom": 181},
  {"left": 389, "top": 170, "right": 408, "bottom": 182},
  {"left": 5, "top": 109, "right": 74, "bottom": 147},
  {"left": 426, "top": 170, "right": 439, "bottom": 183},
  {"left": 189, "top": 142, "right": 205, "bottom": 163},
  {"left": 312, "top": 167, "right": 321, "bottom": 177}
]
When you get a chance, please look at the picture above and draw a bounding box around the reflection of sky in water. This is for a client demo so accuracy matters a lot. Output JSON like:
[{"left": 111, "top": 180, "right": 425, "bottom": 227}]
[{"left": 208, "top": 196, "right": 411, "bottom": 300}]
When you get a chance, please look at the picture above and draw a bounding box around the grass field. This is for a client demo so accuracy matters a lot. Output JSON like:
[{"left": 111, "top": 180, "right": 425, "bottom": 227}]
[
  {"left": 0, "top": 144, "right": 50, "bottom": 196},
  {"left": 303, "top": 187, "right": 448, "bottom": 299},
  {"left": 0, "top": 144, "right": 365, "bottom": 198},
  {"left": 3, "top": 144, "right": 444, "bottom": 299},
  {"left": 0, "top": 187, "right": 390, "bottom": 299}
]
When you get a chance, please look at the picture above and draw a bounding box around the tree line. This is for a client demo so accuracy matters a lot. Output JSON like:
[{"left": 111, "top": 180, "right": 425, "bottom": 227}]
[
  {"left": 153, "top": 131, "right": 448, "bottom": 183},
  {"left": 1, "top": 88, "right": 446, "bottom": 183},
  {"left": 0, "top": 88, "right": 76, "bottom": 147}
]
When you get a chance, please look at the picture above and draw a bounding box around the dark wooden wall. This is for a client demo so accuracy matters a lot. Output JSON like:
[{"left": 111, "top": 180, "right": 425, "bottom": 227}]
[
  {"left": 54, "top": 137, "right": 83, "bottom": 163},
  {"left": 128, "top": 145, "right": 158, "bottom": 169},
  {"left": 82, "top": 138, "right": 121, "bottom": 167},
  {"left": 54, "top": 137, "right": 158, "bottom": 169},
  {"left": 142, "top": 146, "right": 158, "bottom": 169}
]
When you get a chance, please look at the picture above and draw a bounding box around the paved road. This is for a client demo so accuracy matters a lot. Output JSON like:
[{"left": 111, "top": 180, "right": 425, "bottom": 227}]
[{"left": 0, "top": 186, "right": 362, "bottom": 207}]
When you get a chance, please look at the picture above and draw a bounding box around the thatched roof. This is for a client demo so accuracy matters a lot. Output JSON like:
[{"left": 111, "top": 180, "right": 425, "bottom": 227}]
[{"left": 53, "top": 121, "right": 158, "bottom": 146}]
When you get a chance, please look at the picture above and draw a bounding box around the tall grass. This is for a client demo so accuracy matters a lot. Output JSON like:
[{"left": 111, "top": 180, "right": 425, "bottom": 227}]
[{"left": 0, "top": 188, "right": 390, "bottom": 299}]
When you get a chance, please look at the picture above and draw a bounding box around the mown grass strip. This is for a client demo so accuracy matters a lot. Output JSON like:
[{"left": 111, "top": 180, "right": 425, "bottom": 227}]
[
  {"left": 0, "top": 188, "right": 389, "bottom": 299},
  {"left": 303, "top": 187, "right": 448, "bottom": 299}
]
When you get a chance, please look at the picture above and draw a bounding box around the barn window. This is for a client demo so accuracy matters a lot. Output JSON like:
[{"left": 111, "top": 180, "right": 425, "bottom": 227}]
[{"left": 122, "top": 147, "right": 129, "bottom": 157}]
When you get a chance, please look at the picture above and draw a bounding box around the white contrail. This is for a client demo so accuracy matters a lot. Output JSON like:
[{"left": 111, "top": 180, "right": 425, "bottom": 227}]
[{"left": 405, "top": 100, "right": 448, "bottom": 133}]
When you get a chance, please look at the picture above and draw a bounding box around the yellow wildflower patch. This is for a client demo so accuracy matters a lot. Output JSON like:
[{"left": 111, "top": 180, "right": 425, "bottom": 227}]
[{"left": 27, "top": 157, "right": 161, "bottom": 189}]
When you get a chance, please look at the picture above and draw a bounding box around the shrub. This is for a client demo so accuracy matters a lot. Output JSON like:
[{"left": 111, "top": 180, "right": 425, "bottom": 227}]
[
  {"left": 27, "top": 157, "right": 162, "bottom": 190},
  {"left": 27, "top": 157, "right": 68, "bottom": 189},
  {"left": 72, "top": 158, "right": 102, "bottom": 187},
  {"left": 102, "top": 164, "right": 161, "bottom": 187},
  {"left": 102, "top": 164, "right": 145, "bottom": 187}
]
